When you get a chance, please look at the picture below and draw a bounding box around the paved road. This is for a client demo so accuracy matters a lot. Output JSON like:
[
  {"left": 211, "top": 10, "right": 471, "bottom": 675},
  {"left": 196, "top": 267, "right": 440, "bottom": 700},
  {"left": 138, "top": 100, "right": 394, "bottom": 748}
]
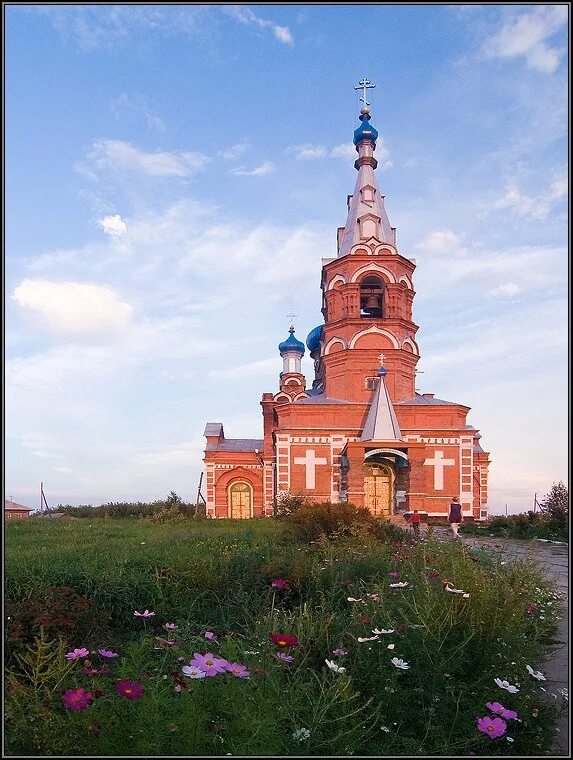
[{"left": 431, "top": 529, "right": 569, "bottom": 756}]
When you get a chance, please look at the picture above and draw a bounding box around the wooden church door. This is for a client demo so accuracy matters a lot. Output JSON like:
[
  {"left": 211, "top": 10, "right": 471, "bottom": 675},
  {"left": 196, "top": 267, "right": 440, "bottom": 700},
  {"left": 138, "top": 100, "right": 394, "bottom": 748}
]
[
  {"left": 229, "top": 482, "right": 252, "bottom": 519},
  {"left": 363, "top": 466, "right": 392, "bottom": 518}
]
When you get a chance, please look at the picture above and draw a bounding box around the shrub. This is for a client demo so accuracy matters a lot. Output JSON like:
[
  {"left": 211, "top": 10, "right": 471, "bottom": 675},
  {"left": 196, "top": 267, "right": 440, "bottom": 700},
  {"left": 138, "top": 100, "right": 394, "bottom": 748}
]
[
  {"left": 273, "top": 492, "right": 310, "bottom": 518},
  {"left": 282, "top": 500, "right": 381, "bottom": 543}
]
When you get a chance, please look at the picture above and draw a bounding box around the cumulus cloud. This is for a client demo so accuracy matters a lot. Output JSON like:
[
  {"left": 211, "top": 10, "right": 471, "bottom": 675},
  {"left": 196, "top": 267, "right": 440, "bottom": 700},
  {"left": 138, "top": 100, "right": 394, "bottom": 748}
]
[
  {"left": 483, "top": 5, "right": 567, "bottom": 73},
  {"left": 487, "top": 282, "right": 521, "bottom": 298},
  {"left": 229, "top": 161, "right": 276, "bottom": 176},
  {"left": 11, "top": 280, "right": 133, "bottom": 336},
  {"left": 78, "top": 139, "right": 209, "bottom": 178},
  {"left": 415, "top": 229, "right": 466, "bottom": 256},
  {"left": 98, "top": 214, "right": 127, "bottom": 237}
]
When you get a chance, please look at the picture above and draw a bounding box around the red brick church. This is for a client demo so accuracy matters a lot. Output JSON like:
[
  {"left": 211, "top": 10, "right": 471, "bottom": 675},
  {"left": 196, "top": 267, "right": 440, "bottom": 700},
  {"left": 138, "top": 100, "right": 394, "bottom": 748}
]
[{"left": 203, "top": 89, "right": 490, "bottom": 522}]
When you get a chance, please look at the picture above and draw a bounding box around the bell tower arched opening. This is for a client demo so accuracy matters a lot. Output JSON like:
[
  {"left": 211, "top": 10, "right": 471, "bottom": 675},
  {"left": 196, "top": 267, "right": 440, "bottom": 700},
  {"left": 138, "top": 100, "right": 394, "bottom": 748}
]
[{"left": 360, "top": 276, "right": 385, "bottom": 318}]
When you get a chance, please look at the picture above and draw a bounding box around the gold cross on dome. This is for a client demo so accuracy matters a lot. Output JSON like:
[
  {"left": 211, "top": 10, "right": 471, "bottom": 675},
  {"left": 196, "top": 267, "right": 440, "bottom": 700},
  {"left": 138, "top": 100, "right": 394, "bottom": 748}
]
[
  {"left": 354, "top": 77, "right": 376, "bottom": 108},
  {"left": 378, "top": 353, "right": 385, "bottom": 366}
]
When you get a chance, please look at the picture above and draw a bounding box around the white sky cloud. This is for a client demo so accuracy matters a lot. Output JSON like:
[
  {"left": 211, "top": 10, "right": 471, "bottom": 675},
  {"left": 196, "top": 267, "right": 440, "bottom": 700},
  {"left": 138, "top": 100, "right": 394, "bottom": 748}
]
[
  {"left": 483, "top": 5, "right": 568, "bottom": 73},
  {"left": 80, "top": 139, "right": 209, "bottom": 178},
  {"left": 98, "top": 214, "right": 127, "bottom": 237},
  {"left": 11, "top": 279, "right": 133, "bottom": 336},
  {"left": 415, "top": 229, "right": 466, "bottom": 255},
  {"left": 226, "top": 6, "right": 294, "bottom": 45},
  {"left": 487, "top": 282, "right": 521, "bottom": 298},
  {"left": 229, "top": 161, "right": 276, "bottom": 176},
  {"left": 109, "top": 93, "right": 165, "bottom": 131},
  {"left": 218, "top": 142, "right": 249, "bottom": 160}
]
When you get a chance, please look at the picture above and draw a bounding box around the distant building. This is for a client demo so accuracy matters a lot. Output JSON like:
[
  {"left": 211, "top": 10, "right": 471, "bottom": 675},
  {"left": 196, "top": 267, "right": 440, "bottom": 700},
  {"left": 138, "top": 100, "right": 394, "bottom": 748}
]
[{"left": 4, "top": 498, "right": 33, "bottom": 520}]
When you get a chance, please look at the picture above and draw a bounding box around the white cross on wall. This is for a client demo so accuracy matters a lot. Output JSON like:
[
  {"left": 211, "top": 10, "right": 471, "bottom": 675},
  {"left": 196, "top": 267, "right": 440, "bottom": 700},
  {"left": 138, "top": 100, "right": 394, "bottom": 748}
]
[
  {"left": 294, "top": 449, "right": 328, "bottom": 490},
  {"left": 423, "top": 450, "right": 455, "bottom": 491}
]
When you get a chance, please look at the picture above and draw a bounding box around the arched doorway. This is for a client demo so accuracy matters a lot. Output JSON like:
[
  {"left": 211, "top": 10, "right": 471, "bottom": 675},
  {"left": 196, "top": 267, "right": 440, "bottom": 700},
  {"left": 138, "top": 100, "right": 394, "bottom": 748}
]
[
  {"left": 363, "top": 463, "right": 393, "bottom": 518},
  {"left": 228, "top": 481, "right": 253, "bottom": 519}
]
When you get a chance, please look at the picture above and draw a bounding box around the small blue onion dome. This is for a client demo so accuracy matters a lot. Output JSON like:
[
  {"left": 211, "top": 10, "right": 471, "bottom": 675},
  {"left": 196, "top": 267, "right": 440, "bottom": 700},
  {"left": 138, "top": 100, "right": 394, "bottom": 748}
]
[
  {"left": 306, "top": 324, "right": 323, "bottom": 353},
  {"left": 279, "top": 327, "right": 305, "bottom": 355},
  {"left": 353, "top": 109, "right": 379, "bottom": 146},
  {"left": 377, "top": 366, "right": 388, "bottom": 376}
]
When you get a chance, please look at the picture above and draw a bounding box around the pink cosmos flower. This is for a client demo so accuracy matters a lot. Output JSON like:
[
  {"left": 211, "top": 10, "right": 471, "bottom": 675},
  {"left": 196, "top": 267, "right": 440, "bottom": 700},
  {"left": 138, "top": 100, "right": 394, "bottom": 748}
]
[
  {"left": 271, "top": 578, "right": 291, "bottom": 591},
  {"left": 273, "top": 652, "right": 294, "bottom": 662},
  {"left": 388, "top": 572, "right": 401, "bottom": 579},
  {"left": 173, "top": 685, "right": 182, "bottom": 693},
  {"left": 477, "top": 715, "right": 507, "bottom": 739},
  {"left": 115, "top": 679, "right": 145, "bottom": 700},
  {"left": 62, "top": 688, "right": 93, "bottom": 711},
  {"left": 366, "top": 593, "right": 381, "bottom": 601},
  {"left": 83, "top": 666, "right": 110, "bottom": 676},
  {"left": 486, "top": 702, "right": 518, "bottom": 720},
  {"left": 65, "top": 647, "right": 90, "bottom": 660},
  {"left": 203, "top": 631, "right": 218, "bottom": 640},
  {"left": 225, "top": 662, "right": 250, "bottom": 678},
  {"left": 189, "top": 652, "right": 229, "bottom": 676},
  {"left": 332, "top": 648, "right": 349, "bottom": 656},
  {"left": 182, "top": 665, "right": 206, "bottom": 679},
  {"left": 133, "top": 610, "right": 155, "bottom": 618},
  {"left": 164, "top": 623, "right": 178, "bottom": 630},
  {"left": 97, "top": 649, "right": 119, "bottom": 658},
  {"left": 269, "top": 633, "right": 299, "bottom": 648}
]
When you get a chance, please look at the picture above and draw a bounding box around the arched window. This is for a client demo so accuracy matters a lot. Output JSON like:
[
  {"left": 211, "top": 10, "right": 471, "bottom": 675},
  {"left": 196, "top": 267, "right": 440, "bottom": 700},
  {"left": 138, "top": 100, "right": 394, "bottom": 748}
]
[{"left": 360, "top": 276, "right": 384, "bottom": 318}]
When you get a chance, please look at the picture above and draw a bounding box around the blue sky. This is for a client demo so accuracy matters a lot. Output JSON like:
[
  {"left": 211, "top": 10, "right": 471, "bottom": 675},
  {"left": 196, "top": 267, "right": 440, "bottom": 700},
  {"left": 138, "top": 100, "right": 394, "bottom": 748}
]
[{"left": 5, "top": 4, "right": 568, "bottom": 513}]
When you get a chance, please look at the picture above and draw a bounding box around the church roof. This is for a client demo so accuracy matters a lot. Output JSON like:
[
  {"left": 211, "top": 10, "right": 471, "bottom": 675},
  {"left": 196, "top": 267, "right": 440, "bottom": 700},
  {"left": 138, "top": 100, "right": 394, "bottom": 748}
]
[
  {"left": 278, "top": 327, "right": 305, "bottom": 355},
  {"left": 205, "top": 438, "right": 263, "bottom": 452},
  {"left": 4, "top": 499, "right": 33, "bottom": 511},
  {"left": 395, "top": 393, "right": 461, "bottom": 406},
  {"left": 204, "top": 422, "right": 224, "bottom": 437},
  {"left": 359, "top": 367, "right": 402, "bottom": 442}
]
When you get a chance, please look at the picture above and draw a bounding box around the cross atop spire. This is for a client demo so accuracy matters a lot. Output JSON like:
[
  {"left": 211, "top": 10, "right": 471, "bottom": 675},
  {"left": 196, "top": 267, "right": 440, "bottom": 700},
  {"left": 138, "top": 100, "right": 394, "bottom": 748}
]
[
  {"left": 354, "top": 77, "right": 376, "bottom": 109},
  {"left": 286, "top": 311, "right": 297, "bottom": 330}
]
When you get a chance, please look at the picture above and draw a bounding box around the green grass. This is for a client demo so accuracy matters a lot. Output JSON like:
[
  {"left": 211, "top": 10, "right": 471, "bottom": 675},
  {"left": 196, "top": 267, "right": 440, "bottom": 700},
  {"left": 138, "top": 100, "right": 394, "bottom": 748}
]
[{"left": 4, "top": 517, "right": 565, "bottom": 756}]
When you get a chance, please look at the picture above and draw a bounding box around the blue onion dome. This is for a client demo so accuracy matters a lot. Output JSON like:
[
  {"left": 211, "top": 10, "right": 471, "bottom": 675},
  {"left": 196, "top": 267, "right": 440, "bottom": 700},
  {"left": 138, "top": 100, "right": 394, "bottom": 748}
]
[
  {"left": 306, "top": 324, "right": 323, "bottom": 353},
  {"left": 353, "top": 108, "right": 379, "bottom": 146},
  {"left": 279, "top": 327, "right": 305, "bottom": 355}
]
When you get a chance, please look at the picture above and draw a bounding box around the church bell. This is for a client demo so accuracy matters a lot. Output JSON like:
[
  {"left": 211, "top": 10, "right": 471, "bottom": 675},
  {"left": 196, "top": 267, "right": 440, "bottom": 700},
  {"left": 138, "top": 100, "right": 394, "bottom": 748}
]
[{"left": 364, "top": 294, "right": 380, "bottom": 309}]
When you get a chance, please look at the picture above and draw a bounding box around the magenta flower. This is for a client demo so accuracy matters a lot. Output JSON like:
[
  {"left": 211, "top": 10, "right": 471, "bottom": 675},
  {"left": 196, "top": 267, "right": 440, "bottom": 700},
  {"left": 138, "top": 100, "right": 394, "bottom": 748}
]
[
  {"left": 477, "top": 716, "right": 507, "bottom": 739},
  {"left": 225, "top": 662, "right": 250, "bottom": 678},
  {"left": 271, "top": 578, "right": 291, "bottom": 591},
  {"left": 189, "top": 652, "right": 228, "bottom": 676},
  {"left": 388, "top": 571, "right": 401, "bottom": 579},
  {"left": 273, "top": 652, "right": 294, "bottom": 662},
  {"left": 83, "top": 665, "right": 111, "bottom": 676},
  {"left": 62, "top": 688, "right": 93, "bottom": 711},
  {"left": 65, "top": 647, "right": 90, "bottom": 661},
  {"left": 203, "top": 631, "right": 218, "bottom": 641},
  {"left": 133, "top": 610, "right": 155, "bottom": 618},
  {"left": 97, "top": 649, "right": 119, "bottom": 658},
  {"left": 115, "top": 679, "right": 145, "bottom": 700},
  {"left": 332, "top": 647, "right": 349, "bottom": 656},
  {"left": 486, "top": 702, "right": 518, "bottom": 720},
  {"left": 164, "top": 623, "right": 178, "bottom": 630}
]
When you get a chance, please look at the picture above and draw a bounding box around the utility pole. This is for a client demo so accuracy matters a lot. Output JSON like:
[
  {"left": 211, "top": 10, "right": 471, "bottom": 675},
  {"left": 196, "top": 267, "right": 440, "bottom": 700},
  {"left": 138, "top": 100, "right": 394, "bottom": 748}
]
[
  {"left": 40, "top": 481, "right": 43, "bottom": 514},
  {"left": 533, "top": 492, "right": 537, "bottom": 514},
  {"left": 505, "top": 504, "right": 508, "bottom": 517}
]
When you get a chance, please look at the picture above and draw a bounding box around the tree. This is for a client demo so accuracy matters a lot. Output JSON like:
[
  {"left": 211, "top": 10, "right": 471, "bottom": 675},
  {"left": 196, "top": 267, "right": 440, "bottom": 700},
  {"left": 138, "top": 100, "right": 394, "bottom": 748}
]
[{"left": 538, "top": 482, "right": 569, "bottom": 524}]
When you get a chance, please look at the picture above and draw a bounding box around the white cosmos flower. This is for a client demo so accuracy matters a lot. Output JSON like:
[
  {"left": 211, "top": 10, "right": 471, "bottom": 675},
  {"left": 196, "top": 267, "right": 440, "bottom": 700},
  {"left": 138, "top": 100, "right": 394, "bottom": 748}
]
[
  {"left": 325, "top": 659, "right": 346, "bottom": 674},
  {"left": 494, "top": 678, "right": 519, "bottom": 693},
  {"left": 387, "top": 644, "right": 395, "bottom": 650},
  {"left": 444, "top": 584, "right": 466, "bottom": 595},
  {"left": 357, "top": 635, "right": 379, "bottom": 643},
  {"left": 391, "top": 657, "right": 409, "bottom": 670},
  {"left": 380, "top": 725, "right": 390, "bottom": 732},
  {"left": 347, "top": 597, "right": 364, "bottom": 603},
  {"left": 182, "top": 665, "right": 206, "bottom": 679},
  {"left": 372, "top": 628, "right": 395, "bottom": 635},
  {"left": 526, "top": 665, "right": 547, "bottom": 681},
  {"left": 389, "top": 582, "right": 408, "bottom": 588},
  {"left": 292, "top": 728, "right": 310, "bottom": 741}
]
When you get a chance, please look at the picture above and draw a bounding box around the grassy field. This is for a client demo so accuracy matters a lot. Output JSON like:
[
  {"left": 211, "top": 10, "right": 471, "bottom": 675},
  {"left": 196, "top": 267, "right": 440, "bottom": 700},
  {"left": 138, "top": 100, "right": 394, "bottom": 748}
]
[{"left": 4, "top": 517, "right": 564, "bottom": 756}]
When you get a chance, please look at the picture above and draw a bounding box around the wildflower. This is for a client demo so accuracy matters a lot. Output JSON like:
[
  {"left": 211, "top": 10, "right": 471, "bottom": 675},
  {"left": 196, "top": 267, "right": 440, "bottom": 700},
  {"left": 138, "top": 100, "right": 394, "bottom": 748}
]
[
  {"left": 486, "top": 702, "right": 518, "bottom": 720},
  {"left": 133, "top": 610, "right": 155, "bottom": 618},
  {"left": 380, "top": 725, "right": 390, "bottom": 732},
  {"left": 389, "top": 582, "right": 408, "bottom": 588},
  {"left": 115, "top": 679, "right": 145, "bottom": 700},
  {"left": 182, "top": 665, "right": 206, "bottom": 679},
  {"left": 62, "top": 688, "right": 93, "bottom": 711},
  {"left": 426, "top": 570, "right": 440, "bottom": 579},
  {"left": 476, "top": 715, "right": 507, "bottom": 739},
  {"left": 366, "top": 593, "right": 380, "bottom": 601},
  {"left": 94, "top": 689, "right": 104, "bottom": 698},
  {"left": 164, "top": 623, "right": 178, "bottom": 630},
  {"left": 65, "top": 648, "right": 90, "bottom": 660},
  {"left": 189, "top": 653, "right": 229, "bottom": 676},
  {"left": 387, "top": 644, "right": 395, "bottom": 650},
  {"left": 203, "top": 631, "right": 218, "bottom": 640},
  {"left": 559, "top": 688, "right": 568, "bottom": 701},
  {"left": 292, "top": 728, "right": 311, "bottom": 741},
  {"left": 494, "top": 678, "right": 519, "bottom": 693},
  {"left": 357, "top": 635, "right": 379, "bottom": 643},
  {"left": 177, "top": 656, "right": 185, "bottom": 662},
  {"left": 526, "top": 665, "right": 546, "bottom": 681},
  {"left": 269, "top": 633, "right": 299, "bottom": 647},
  {"left": 154, "top": 637, "right": 179, "bottom": 648},
  {"left": 83, "top": 666, "right": 110, "bottom": 677},
  {"left": 506, "top": 737, "right": 514, "bottom": 743},
  {"left": 331, "top": 648, "right": 348, "bottom": 656},
  {"left": 372, "top": 628, "right": 394, "bottom": 635},
  {"left": 225, "top": 662, "right": 250, "bottom": 678},
  {"left": 244, "top": 650, "right": 260, "bottom": 655},
  {"left": 271, "top": 578, "right": 290, "bottom": 591},
  {"left": 173, "top": 685, "right": 183, "bottom": 693},
  {"left": 273, "top": 652, "right": 294, "bottom": 662},
  {"left": 390, "top": 657, "right": 409, "bottom": 670},
  {"left": 97, "top": 649, "right": 118, "bottom": 658},
  {"left": 325, "top": 659, "right": 346, "bottom": 674},
  {"left": 347, "top": 597, "right": 364, "bottom": 603},
  {"left": 444, "top": 584, "right": 466, "bottom": 595},
  {"left": 388, "top": 572, "right": 401, "bottom": 579}
]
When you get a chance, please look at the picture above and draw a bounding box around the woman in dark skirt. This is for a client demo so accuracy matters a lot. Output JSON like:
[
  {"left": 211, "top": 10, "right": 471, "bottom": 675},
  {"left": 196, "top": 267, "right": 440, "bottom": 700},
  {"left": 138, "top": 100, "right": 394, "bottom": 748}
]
[{"left": 448, "top": 496, "right": 463, "bottom": 538}]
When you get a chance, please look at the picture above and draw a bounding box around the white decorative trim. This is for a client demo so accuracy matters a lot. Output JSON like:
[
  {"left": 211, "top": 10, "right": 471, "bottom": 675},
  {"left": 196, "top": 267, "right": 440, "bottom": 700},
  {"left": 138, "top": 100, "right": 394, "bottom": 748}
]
[
  {"left": 273, "top": 393, "right": 291, "bottom": 402},
  {"left": 293, "top": 392, "right": 308, "bottom": 400},
  {"left": 401, "top": 337, "right": 419, "bottom": 355},
  {"left": 372, "top": 242, "right": 398, "bottom": 256},
  {"left": 398, "top": 274, "right": 413, "bottom": 289},
  {"left": 324, "top": 336, "right": 348, "bottom": 355},
  {"left": 349, "top": 326, "right": 400, "bottom": 349},
  {"left": 284, "top": 377, "right": 301, "bottom": 386},
  {"left": 327, "top": 274, "right": 347, "bottom": 290},
  {"left": 350, "top": 263, "right": 396, "bottom": 284}
]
